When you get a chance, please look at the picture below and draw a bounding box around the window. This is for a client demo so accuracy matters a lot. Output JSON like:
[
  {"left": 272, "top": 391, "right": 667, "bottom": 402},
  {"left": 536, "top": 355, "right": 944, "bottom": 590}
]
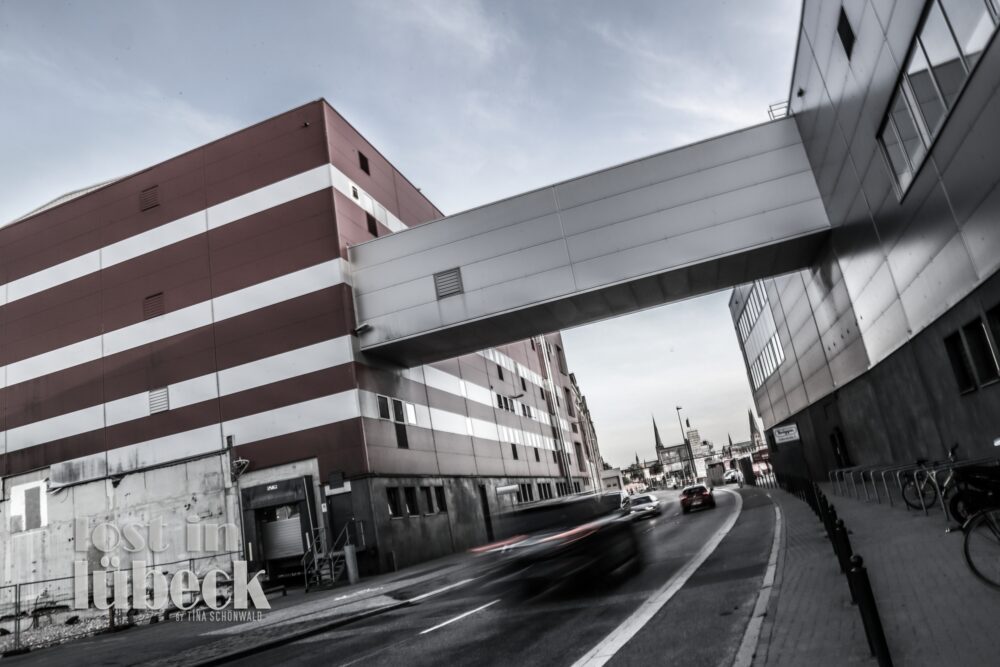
[
  {"left": 530, "top": 339, "right": 535, "bottom": 351},
  {"left": 574, "top": 481, "right": 581, "bottom": 493},
  {"left": 435, "top": 486, "right": 448, "bottom": 513},
  {"left": 404, "top": 487, "right": 419, "bottom": 516},
  {"left": 575, "top": 442, "right": 586, "bottom": 471},
  {"left": 837, "top": 7, "right": 856, "bottom": 58},
  {"left": 10, "top": 481, "right": 47, "bottom": 532},
  {"left": 945, "top": 331, "right": 977, "bottom": 393},
  {"left": 571, "top": 422, "right": 578, "bottom": 433},
  {"left": 497, "top": 364, "right": 504, "bottom": 381},
  {"left": 377, "top": 395, "right": 391, "bottom": 420},
  {"left": 565, "top": 388, "right": 575, "bottom": 417},
  {"left": 511, "top": 443, "right": 519, "bottom": 460},
  {"left": 556, "top": 345, "right": 568, "bottom": 375},
  {"left": 535, "top": 448, "right": 540, "bottom": 462},
  {"left": 520, "top": 377, "right": 527, "bottom": 392},
  {"left": 879, "top": 0, "right": 1000, "bottom": 195},
  {"left": 358, "top": 151, "right": 370, "bottom": 175},
  {"left": 422, "top": 487, "right": 435, "bottom": 514},
  {"left": 143, "top": 292, "right": 165, "bottom": 319},
  {"left": 366, "top": 212, "right": 378, "bottom": 237},
  {"left": 387, "top": 487, "right": 402, "bottom": 517},
  {"left": 963, "top": 317, "right": 1000, "bottom": 384},
  {"left": 395, "top": 421, "right": 409, "bottom": 449},
  {"left": 392, "top": 399, "right": 405, "bottom": 423}
]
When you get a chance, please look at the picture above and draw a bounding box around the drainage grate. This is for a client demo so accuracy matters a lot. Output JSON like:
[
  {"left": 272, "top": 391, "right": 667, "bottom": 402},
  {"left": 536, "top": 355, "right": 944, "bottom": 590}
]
[{"left": 433, "top": 268, "right": 464, "bottom": 299}]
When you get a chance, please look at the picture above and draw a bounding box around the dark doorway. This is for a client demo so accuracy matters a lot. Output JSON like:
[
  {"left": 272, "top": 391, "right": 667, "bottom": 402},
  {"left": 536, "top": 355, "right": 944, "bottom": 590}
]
[
  {"left": 478, "top": 485, "right": 495, "bottom": 542},
  {"left": 830, "top": 426, "right": 853, "bottom": 469}
]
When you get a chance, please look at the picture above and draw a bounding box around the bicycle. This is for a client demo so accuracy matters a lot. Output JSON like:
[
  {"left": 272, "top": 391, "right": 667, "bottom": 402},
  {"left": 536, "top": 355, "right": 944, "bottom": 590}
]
[
  {"left": 900, "top": 445, "right": 959, "bottom": 511},
  {"left": 963, "top": 507, "right": 1000, "bottom": 589}
]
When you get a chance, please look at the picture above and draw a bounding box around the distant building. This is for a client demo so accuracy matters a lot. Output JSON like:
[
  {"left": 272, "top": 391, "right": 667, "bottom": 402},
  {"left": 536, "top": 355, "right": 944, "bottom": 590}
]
[{"left": 600, "top": 467, "right": 624, "bottom": 491}]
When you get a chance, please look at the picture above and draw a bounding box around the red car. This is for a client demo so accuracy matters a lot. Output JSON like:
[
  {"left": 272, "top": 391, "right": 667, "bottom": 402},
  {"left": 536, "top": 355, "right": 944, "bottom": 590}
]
[{"left": 680, "top": 484, "right": 716, "bottom": 513}]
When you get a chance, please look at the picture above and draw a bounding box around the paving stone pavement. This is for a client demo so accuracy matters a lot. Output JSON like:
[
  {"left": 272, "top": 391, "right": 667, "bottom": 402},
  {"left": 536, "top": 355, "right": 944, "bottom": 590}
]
[{"left": 754, "top": 485, "right": 1000, "bottom": 667}]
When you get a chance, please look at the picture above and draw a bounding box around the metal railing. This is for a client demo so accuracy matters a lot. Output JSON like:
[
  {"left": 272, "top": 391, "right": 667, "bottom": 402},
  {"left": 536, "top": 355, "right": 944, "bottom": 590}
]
[{"left": 0, "top": 551, "right": 242, "bottom": 656}]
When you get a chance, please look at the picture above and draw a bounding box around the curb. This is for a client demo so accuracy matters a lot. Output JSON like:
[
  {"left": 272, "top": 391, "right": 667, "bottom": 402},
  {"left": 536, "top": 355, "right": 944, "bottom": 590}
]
[
  {"left": 188, "top": 599, "right": 413, "bottom": 666},
  {"left": 732, "top": 494, "right": 783, "bottom": 667}
]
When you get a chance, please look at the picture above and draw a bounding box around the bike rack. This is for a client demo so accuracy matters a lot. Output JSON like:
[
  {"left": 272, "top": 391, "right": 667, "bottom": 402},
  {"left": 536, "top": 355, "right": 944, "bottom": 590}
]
[{"left": 924, "top": 457, "right": 1000, "bottom": 523}]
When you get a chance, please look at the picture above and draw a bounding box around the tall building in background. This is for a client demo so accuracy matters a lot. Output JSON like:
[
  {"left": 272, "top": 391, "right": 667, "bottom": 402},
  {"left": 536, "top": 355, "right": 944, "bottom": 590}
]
[
  {"left": 731, "top": 0, "right": 1000, "bottom": 478},
  {"left": 0, "top": 100, "right": 596, "bottom": 588}
]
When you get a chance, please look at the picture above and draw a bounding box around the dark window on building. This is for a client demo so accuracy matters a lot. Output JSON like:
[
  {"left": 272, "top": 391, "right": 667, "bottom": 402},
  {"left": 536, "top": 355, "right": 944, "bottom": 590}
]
[
  {"left": 143, "top": 292, "right": 165, "bottom": 319},
  {"left": 565, "top": 388, "right": 575, "bottom": 416},
  {"left": 392, "top": 399, "right": 406, "bottom": 423},
  {"left": 837, "top": 7, "right": 855, "bottom": 59},
  {"left": 497, "top": 364, "right": 504, "bottom": 381},
  {"left": 404, "top": 487, "right": 419, "bottom": 516},
  {"left": 945, "top": 331, "right": 977, "bottom": 393},
  {"left": 535, "top": 448, "right": 540, "bottom": 462},
  {"left": 395, "top": 421, "right": 409, "bottom": 449},
  {"left": 511, "top": 443, "right": 519, "bottom": 460},
  {"left": 988, "top": 303, "right": 1000, "bottom": 349},
  {"left": 530, "top": 339, "right": 535, "bottom": 351},
  {"left": 571, "top": 422, "right": 578, "bottom": 434},
  {"left": 963, "top": 317, "right": 1000, "bottom": 385},
  {"left": 575, "top": 442, "right": 586, "bottom": 471},
  {"left": 366, "top": 212, "right": 378, "bottom": 237},
  {"left": 556, "top": 345, "right": 568, "bottom": 375},
  {"left": 358, "top": 151, "right": 370, "bottom": 175},
  {"left": 435, "top": 486, "right": 447, "bottom": 513},
  {"left": 377, "top": 395, "right": 391, "bottom": 420},
  {"left": 422, "top": 487, "right": 434, "bottom": 513},
  {"left": 139, "top": 185, "right": 159, "bottom": 211},
  {"left": 387, "top": 487, "right": 402, "bottom": 517},
  {"left": 553, "top": 451, "right": 558, "bottom": 463},
  {"left": 574, "top": 481, "right": 581, "bottom": 493},
  {"left": 520, "top": 377, "right": 527, "bottom": 392},
  {"left": 24, "top": 486, "right": 42, "bottom": 530}
]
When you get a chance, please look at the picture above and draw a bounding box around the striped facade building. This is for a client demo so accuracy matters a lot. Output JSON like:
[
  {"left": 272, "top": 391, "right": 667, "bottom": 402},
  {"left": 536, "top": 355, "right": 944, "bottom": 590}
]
[{"left": 0, "top": 99, "right": 601, "bottom": 585}]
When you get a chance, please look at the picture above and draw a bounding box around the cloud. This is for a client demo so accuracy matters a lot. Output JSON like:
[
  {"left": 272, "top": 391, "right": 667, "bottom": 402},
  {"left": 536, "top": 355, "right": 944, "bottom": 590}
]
[{"left": 377, "top": 0, "right": 516, "bottom": 64}]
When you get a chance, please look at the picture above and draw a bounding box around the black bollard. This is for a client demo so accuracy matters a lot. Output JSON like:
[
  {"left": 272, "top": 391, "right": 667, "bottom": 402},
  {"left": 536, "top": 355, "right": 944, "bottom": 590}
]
[
  {"left": 847, "top": 555, "right": 893, "bottom": 667},
  {"left": 832, "top": 519, "right": 854, "bottom": 578}
]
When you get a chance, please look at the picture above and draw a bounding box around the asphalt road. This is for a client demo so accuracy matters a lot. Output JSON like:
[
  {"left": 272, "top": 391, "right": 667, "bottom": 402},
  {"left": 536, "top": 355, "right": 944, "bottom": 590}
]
[{"left": 232, "top": 487, "right": 776, "bottom": 667}]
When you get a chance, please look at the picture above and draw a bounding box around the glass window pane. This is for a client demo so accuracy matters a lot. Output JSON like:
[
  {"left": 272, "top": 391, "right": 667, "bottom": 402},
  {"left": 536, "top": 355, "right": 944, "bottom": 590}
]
[
  {"left": 920, "top": 1, "right": 968, "bottom": 108},
  {"left": 392, "top": 398, "right": 405, "bottom": 423},
  {"left": 963, "top": 319, "right": 1000, "bottom": 383},
  {"left": 892, "top": 86, "right": 927, "bottom": 174},
  {"left": 906, "top": 45, "right": 948, "bottom": 134},
  {"left": 940, "top": 0, "right": 996, "bottom": 69},
  {"left": 377, "top": 395, "right": 391, "bottom": 420},
  {"left": 880, "top": 116, "right": 912, "bottom": 187}
]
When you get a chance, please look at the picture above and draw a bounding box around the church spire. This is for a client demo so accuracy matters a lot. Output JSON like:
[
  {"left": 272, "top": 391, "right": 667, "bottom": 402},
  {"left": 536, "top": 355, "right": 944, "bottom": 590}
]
[{"left": 652, "top": 415, "right": 664, "bottom": 449}]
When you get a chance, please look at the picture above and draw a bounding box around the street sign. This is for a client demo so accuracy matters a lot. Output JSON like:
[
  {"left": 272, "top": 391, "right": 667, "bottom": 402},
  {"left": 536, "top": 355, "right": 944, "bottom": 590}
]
[{"left": 772, "top": 424, "right": 800, "bottom": 443}]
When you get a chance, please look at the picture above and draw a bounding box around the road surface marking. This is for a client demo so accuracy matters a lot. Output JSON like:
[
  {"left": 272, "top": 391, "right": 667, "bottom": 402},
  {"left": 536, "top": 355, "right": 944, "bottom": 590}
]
[
  {"left": 419, "top": 599, "right": 500, "bottom": 635},
  {"left": 733, "top": 499, "right": 783, "bottom": 667},
  {"left": 571, "top": 488, "right": 744, "bottom": 667},
  {"left": 408, "top": 577, "right": 478, "bottom": 603}
]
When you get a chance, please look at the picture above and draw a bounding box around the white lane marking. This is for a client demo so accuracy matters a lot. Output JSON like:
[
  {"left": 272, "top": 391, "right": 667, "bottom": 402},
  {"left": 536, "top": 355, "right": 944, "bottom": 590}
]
[
  {"left": 418, "top": 599, "right": 500, "bottom": 635},
  {"left": 571, "top": 488, "right": 744, "bottom": 667},
  {"left": 407, "top": 577, "right": 478, "bottom": 603},
  {"left": 732, "top": 499, "right": 783, "bottom": 667}
]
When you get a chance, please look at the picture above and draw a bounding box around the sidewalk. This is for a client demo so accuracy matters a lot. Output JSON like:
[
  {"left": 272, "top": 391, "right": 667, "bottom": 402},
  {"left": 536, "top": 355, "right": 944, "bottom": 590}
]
[
  {"left": 754, "top": 486, "right": 1000, "bottom": 666},
  {"left": 1, "top": 551, "right": 478, "bottom": 667}
]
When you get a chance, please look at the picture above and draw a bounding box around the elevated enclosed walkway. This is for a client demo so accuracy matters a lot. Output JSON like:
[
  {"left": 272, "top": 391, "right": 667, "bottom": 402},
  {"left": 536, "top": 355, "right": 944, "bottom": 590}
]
[{"left": 349, "top": 117, "right": 829, "bottom": 366}]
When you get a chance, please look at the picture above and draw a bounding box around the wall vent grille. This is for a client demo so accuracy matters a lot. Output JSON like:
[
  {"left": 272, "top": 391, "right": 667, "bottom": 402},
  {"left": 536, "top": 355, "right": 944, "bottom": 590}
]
[
  {"left": 433, "top": 268, "right": 464, "bottom": 299},
  {"left": 139, "top": 186, "right": 160, "bottom": 211},
  {"left": 143, "top": 292, "right": 165, "bottom": 319},
  {"left": 149, "top": 387, "right": 169, "bottom": 414}
]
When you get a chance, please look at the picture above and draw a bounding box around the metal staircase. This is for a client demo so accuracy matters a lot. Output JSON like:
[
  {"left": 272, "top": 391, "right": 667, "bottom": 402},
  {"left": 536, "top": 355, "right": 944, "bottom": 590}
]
[{"left": 301, "top": 520, "right": 363, "bottom": 592}]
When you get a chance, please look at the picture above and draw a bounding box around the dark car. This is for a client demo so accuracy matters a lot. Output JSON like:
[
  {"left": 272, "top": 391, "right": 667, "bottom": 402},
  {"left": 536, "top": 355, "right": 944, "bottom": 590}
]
[
  {"left": 680, "top": 484, "right": 716, "bottom": 513},
  {"left": 629, "top": 494, "right": 662, "bottom": 519},
  {"left": 473, "top": 492, "right": 641, "bottom": 591}
]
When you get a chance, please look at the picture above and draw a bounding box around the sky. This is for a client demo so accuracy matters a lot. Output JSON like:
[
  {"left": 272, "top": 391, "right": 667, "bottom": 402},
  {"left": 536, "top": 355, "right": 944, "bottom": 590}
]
[{"left": 0, "top": 0, "right": 801, "bottom": 468}]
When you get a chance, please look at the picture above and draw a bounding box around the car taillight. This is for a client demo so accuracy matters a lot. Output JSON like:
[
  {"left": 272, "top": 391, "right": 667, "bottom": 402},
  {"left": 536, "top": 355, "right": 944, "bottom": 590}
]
[
  {"left": 469, "top": 534, "right": 528, "bottom": 553},
  {"left": 539, "top": 522, "right": 599, "bottom": 545}
]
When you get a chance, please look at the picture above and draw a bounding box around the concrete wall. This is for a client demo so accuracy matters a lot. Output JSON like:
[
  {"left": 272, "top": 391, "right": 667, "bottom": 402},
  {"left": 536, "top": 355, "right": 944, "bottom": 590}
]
[{"left": 1, "top": 454, "right": 233, "bottom": 588}]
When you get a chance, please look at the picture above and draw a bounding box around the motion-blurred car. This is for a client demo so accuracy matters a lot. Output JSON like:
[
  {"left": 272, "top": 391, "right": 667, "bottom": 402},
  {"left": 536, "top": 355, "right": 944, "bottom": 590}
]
[
  {"left": 472, "top": 492, "right": 641, "bottom": 591},
  {"left": 680, "top": 485, "right": 716, "bottom": 513},
  {"left": 629, "top": 494, "right": 662, "bottom": 519},
  {"left": 724, "top": 470, "right": 742, "bottom": 484}
]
